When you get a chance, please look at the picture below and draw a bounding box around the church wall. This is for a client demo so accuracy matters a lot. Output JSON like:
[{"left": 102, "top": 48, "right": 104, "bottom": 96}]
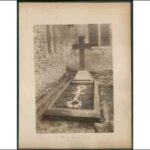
[
  {"left": 66, "top": 48, "right": 113, "bottom": 72},
  {"left": 34, "top": 25, "right": 66, "bottom": 100},
  {"left": 65, "top": 24, "right": 113, "bottom": 73}
]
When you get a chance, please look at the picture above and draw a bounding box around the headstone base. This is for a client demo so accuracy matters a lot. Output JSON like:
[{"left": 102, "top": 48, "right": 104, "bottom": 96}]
[{"left": 72, "top": 70, "right": 94, "bottom": 83}]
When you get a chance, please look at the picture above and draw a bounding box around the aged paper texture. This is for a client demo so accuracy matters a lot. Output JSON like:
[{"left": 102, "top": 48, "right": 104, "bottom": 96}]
[{"left": 19, "top": 2, "right": 131, "bottom": 149}]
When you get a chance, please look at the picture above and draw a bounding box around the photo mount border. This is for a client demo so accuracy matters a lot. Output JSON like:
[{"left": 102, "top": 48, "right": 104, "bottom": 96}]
[{"left": 17, "top": 1, "right": 133, "bottom": 149}]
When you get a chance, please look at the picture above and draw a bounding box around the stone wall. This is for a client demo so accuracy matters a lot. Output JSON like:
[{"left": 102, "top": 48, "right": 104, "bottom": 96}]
[
  {"left": 65, "top": 24, "right": 113, "bottom": 72},
  {"left": 54, "top": 24, "right": 113, "bottom": 73},
  {"left": 66, "top": 48, "right": 113, "bottom": 72},
  {"left": 34, "top": 25, "right": 66, "bottom": 100}
]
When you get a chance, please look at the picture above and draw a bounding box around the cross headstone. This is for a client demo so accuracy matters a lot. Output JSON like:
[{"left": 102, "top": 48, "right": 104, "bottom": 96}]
[{"left": 72, "top": 36, "right": 91, "bottom": 70}]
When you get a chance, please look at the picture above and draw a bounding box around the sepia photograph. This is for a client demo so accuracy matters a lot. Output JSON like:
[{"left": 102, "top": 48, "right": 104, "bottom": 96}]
[
  {"left": 19, "top": 2, "right": 132, "bottom": 149},
  {"left": 34, "top": 24, "right": 113, "bottom": 133}
]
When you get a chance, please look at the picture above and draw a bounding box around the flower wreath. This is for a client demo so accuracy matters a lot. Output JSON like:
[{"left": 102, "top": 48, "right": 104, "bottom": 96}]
[{"left": 66, "top": 100, "right": 82, "bottom": 109}]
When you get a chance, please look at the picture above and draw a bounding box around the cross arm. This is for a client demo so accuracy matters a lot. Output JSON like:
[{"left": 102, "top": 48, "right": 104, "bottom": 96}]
[{"left": 72, "top": 43, "right": 91, "bottom": 49}]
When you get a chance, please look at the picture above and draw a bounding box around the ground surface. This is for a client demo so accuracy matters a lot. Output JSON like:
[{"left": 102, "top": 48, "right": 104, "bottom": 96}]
[{"left": 36, "top": 70, "right": 113, "bottom": 133}]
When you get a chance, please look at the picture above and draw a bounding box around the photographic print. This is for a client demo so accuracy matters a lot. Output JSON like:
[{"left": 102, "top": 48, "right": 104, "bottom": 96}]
[
  {"left": 19, "top": 2, "right": 132, "bottom": 149},
  {"left": 34, "top": 24, "right": 113, "bottom": 133}
]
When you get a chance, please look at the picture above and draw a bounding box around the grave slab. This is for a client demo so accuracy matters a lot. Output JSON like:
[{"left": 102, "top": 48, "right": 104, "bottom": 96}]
[{"left": 43, "top": 81, "right": 101, "bottom": 122}]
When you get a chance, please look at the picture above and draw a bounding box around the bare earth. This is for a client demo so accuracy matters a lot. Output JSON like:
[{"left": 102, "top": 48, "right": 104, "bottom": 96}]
[{"left": 36, "top": 70, "right": 113, "bottom": 133}]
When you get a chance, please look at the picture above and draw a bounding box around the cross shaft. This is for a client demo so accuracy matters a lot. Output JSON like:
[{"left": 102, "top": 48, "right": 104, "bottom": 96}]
[{"left": 72, "top": 36, "right": 91, "bottom": 70}]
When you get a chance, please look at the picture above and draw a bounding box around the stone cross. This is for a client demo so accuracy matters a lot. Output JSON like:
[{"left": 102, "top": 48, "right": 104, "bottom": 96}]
[{"left": 72, "top": 36, "right": 91, "bottom": 70}]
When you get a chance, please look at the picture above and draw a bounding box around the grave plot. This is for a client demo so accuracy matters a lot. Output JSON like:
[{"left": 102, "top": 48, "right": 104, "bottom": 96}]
[
  {"left": 43, "top": 81, "right": 100, "bottom": 122},
  {"left": 43, "top": 36, "right": 101, "bottom": 122}
]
